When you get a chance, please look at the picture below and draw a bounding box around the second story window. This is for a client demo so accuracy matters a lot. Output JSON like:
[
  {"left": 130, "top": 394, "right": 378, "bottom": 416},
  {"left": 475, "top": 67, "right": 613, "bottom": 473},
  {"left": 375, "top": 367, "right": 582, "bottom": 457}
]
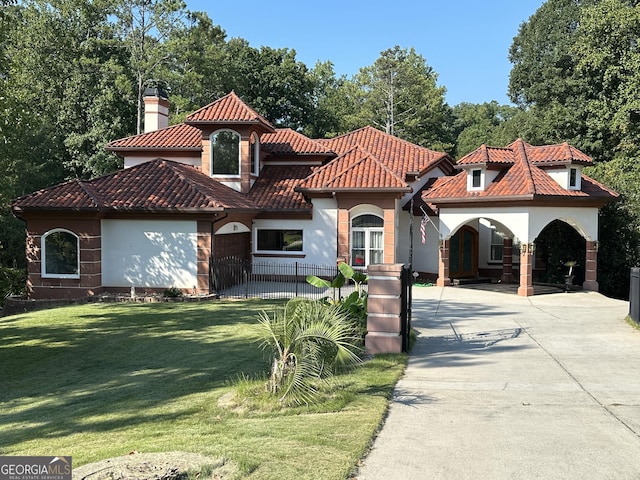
[
  {"left": 472, "top": 169, "right": 482, "bottom": 188},
  {"left": 211, "top": 130, "right": 240, "bottom": 176},
  {"left": 569, "top": 167, "right": 577, "bottom": 188}
]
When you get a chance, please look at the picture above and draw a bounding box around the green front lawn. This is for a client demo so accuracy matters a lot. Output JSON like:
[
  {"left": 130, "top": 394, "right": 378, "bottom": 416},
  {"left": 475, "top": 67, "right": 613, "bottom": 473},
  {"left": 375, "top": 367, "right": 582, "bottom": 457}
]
[{"left": 0, "top": 300, "right": 405, "bottom": 479}]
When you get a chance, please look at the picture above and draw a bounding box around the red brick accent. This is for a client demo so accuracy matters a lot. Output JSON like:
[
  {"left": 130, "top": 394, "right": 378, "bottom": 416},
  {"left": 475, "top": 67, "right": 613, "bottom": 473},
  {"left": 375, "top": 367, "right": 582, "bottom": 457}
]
[
  {"left": 365, "top": 264, "right": 405, "bottom": 354},
  {"left": 517, "top": 244, "right": 535, "bottom": 296},
  {"left": 383, "top": 209, "right": 396, "bottom": 264},
  {"left": 583, "top": 240, "right": 599, "bottom": 292},
  {"left": 197, "top": 221, "right": 212, "bottom": 294},
  {"left": 437, "top": 239, "right": 451, "bottom": 287},
  {"left": 337, "top": 209, "right": 350, "bottom": 261}
]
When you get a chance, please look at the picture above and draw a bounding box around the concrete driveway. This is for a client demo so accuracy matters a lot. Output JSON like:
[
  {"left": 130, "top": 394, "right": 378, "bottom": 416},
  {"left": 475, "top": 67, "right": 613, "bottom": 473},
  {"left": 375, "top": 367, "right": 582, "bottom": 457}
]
[{"left": 357, "top": 285, "right": 640, "bottom": 480}]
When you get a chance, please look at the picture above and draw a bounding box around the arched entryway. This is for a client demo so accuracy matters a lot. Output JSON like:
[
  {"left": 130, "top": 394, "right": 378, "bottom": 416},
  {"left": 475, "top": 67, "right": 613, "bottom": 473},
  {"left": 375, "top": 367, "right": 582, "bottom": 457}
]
[
  {"left": 535, "top": 220, "right": 586, "bottom": 286},
  {"left": 450, "top": 225, "right": 478, "bottom": 279}
]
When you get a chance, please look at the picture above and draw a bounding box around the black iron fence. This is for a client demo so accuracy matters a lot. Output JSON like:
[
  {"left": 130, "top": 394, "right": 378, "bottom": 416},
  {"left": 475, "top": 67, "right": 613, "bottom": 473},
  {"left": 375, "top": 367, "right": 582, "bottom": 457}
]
[{"left": 210, "top": 257, "right": 365, "bottom": 300}]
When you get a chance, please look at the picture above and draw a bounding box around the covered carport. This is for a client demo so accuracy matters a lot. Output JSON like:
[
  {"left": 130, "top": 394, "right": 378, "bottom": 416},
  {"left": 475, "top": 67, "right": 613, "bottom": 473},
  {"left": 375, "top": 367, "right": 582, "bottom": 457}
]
[{"left": 422, "top": 139, "right": 619, "bottom": 296}]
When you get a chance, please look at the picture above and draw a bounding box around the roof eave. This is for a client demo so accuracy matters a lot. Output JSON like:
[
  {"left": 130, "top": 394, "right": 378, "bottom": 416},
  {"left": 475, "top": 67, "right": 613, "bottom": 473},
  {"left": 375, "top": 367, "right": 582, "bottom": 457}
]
[
  {"left": 106, "top": 146, "right": 202, "bottom": 152},
  {"left": 425, "top": 193, "right": 618, "bottom": 207},
  {"left": 296, "top": 187, "right": 412, "bottom": 195},
  {"left": 184, "top": 119, "right": 275, "bottom": 133}
]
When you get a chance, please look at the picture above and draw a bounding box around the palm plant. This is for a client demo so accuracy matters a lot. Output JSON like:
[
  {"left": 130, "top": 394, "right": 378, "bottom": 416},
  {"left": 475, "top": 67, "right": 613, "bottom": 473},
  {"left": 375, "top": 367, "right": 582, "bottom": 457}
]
[
  {"left": 255, "top": 298, "right": 362, "bottom": 405},
  {"left": 306, "top": 262, "right": 369, "bottom": 337}
]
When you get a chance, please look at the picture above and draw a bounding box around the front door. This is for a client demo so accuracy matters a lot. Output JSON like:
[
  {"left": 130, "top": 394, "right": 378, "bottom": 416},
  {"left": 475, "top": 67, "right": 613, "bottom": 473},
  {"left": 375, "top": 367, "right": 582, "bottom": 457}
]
[{"left": 450, "top": 225, "right": 478, "bottom": 278}]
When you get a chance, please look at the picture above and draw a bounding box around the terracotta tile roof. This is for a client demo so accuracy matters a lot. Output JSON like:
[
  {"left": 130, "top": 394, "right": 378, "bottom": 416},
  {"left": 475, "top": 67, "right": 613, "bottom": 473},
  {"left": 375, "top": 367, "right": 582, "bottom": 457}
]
[
  {"left": 261, "top": 129, "right": 335, "bottom": 156},
  {"left": 106, "top": 123, "right": 202, "bottom": 151},
  {"left": 456, "top": 144, "right": 515, "bottom": 166},
  {"left": 457, "top": 139, "right": 593, "bottom": 168},
  {"left": 295, "top": 145, "right": 410, "bottom": 192},
  {"left": 185, "top": 91, "right": 275, "bottom": 132},
  {"left": 12, "top": 159, "right": 254, "bottom": 213},
  {"left": 423, "top": 140, "right": 618, "bottom": 205},
  {"left": 248, "top": 165, "right": 314, "bottom": 211},
  {"left": 524, "top": 141, "right": 592, "bottom": 165},
  {"left": 318, "top": 126, "right": 454, "bottom": 178}
]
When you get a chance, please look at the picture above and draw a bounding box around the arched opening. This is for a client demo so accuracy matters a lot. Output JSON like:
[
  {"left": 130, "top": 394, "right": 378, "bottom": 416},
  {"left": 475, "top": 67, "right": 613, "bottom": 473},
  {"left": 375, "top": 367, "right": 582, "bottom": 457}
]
[
  {"left": 449, "top": 224, "right": 478, "bottom": 279},
  {"left": 351, "top": 213, "right": 384, "bottom": 267},
  {"left": 535, "top": 220, "right": 586, "bottom": 286},
  {"left": 42, "top": 229, "right": 79, "bottom": 278}
]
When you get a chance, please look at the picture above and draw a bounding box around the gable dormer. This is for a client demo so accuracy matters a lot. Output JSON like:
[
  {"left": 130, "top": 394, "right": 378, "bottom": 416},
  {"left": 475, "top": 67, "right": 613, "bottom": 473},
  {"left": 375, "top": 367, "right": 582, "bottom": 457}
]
[
  {"left": 185, "top": 92, "right": 275, "bottom": 193},
  {"left": 456, "top": 144, "right": 512, "bottom": 192},
  {"left": 545, "top": 165, "right": 583, "bottom": 191},
  {"left": 523, "top": 141, "right": 592, "bottom": 191}
]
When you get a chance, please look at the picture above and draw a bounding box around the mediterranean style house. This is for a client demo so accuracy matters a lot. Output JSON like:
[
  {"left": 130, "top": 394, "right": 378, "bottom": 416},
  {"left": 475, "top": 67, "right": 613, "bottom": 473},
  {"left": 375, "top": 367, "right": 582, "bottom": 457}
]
[{"left": 11, "top": 89, "right": 618, "bottom": 300}]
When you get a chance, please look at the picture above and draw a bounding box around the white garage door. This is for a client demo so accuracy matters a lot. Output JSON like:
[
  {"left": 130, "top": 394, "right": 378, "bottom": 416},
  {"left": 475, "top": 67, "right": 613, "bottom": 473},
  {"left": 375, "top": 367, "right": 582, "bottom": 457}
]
[{"left": 102, "top": 219, "right": 198, "bottom": 289}]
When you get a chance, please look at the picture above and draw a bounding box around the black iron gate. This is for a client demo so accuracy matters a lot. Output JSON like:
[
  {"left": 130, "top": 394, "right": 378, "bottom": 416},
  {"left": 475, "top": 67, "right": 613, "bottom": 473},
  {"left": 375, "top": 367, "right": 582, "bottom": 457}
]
[{"left": 400, "top": 265, "right": 412, "bottom": 352}]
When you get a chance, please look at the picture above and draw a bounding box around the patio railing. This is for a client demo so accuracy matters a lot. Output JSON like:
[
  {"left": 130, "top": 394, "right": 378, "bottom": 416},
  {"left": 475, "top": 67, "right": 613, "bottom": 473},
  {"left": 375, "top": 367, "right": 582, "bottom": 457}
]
[{"left": 209, "top": 257, "right": 365, "bottom": 300}]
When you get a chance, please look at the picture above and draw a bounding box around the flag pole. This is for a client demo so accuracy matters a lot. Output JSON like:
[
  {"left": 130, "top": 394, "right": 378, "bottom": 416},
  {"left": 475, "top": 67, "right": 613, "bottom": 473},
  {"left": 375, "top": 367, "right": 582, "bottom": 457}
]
[{"left": 420, "top": 205, "right": 441, "bottom": 235}]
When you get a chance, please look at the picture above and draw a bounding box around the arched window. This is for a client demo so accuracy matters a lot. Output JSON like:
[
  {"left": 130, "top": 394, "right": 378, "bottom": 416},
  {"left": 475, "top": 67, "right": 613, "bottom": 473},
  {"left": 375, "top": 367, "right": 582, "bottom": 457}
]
[
  {"left": 42, "top": 229, "right": 79, "bottom": 278},
  {"left": 210, "top": 130, "right": 240, "bottom": 176},
  {"left": 351, "top": 214, "right": 384, "bottom": 267},
  {"left": 250, "top": 132, "right": 260, "bottom": 175}
]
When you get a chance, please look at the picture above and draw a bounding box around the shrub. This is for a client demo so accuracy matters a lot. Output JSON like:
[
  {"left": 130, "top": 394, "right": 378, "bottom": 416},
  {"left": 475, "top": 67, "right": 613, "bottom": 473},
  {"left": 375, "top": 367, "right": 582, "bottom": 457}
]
[
  {"left": 255, "top": 298, "right": 362, "bottom": 405},
  {"left": 163, "top": 287, "right": 183, "bottom": 297},
  {"left": 0, "top": 266, "right": 26, "bottom": 306}
]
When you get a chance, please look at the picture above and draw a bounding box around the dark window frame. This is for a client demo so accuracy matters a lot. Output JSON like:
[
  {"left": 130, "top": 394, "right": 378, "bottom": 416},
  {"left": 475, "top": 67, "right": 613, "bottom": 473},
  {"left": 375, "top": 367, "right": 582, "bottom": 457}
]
[{"left": 256, "top": 229, "right": 303, "bottom": 252}]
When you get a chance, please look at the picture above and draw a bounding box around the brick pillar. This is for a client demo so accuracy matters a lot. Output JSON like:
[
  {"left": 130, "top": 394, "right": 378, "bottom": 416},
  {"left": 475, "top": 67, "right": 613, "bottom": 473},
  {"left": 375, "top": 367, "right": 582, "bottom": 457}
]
[
  {"left": 240, "top": 135, "right": 251, "bottom": 193},
  {"left": 437, "top": 239, "right": 451, "bottom": 287},
  {"left": 197, "top": 221, "right": 212, "bottom": 294},
  {"left": 337, "top": 209, "right": 350, "bottom": 262},
  {"left": 583, "top": 241, "right": 599, "bottom": 292},
  {"left": 501, "top": 237, "right": 514, "bottom": 283},
  {"left": 517, "top": 243, "right": 535, "bottom": 297},
  {"left": 365, "top": 264, "right": 404, "bottom": 354},
  {"left": 383, "top": 209, "right": 395, "bottom": 264}
]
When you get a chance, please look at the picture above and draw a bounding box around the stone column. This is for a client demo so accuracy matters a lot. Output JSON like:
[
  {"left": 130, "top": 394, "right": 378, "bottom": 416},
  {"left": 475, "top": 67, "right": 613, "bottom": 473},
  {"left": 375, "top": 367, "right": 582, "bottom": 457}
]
[
  {"left": 501, "top": 237, "right": 514, "bottom": 283},
  {"left": 436, "top": 239, "right": 451, "bottom": 287},
  {"left": 365, "top": 264, "right": 404, "bottom": 354},
  {"left": 240, "top": 135, "right": 251, "bottom": 193},
  {"left": 337, "top": 209, "right": 350, "bottom": 263},
  {"left": 583, "top": 241, "right": 599, "bottom": 292},
  {"left": 197, "top": 221, "right": 212, "bottom": 294},
  {"left": 517, "top": 243, "right": 535, "bottom": 297}
]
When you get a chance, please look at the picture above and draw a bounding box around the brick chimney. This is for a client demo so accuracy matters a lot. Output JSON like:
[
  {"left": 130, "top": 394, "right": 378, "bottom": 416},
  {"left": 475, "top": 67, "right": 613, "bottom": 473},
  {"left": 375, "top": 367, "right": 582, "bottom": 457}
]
[{"left": 143, "top": 87, "right": 169, "bottom": 133}]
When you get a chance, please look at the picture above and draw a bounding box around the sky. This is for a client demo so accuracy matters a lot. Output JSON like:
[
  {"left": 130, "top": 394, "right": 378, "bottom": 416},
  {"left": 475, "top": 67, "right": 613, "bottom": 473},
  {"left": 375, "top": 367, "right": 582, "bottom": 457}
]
[{"left": 186, "top": 0, "right": 545, "bottom": 107}]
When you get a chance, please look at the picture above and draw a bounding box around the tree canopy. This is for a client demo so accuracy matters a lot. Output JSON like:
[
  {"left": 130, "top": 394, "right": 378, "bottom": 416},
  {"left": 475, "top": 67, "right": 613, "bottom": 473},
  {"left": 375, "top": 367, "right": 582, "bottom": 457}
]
[{"left": 2, "top": 0, "right": 639, "bottom": 299}]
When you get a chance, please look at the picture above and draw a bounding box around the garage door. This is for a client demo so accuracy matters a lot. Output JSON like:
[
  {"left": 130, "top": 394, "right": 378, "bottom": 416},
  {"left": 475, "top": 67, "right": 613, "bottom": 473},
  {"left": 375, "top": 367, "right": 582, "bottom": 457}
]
[{"left": 102, "top": 219, "right": 197, "bottom": 288}]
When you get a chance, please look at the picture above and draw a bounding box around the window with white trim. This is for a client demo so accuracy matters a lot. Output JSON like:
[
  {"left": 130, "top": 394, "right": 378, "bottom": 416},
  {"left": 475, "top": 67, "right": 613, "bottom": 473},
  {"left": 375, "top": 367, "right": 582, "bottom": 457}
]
[
  {"left": 569, "top": 167, "right": 577, "bottom": 188},
  {"left": 472, "top": 169, "right": 482, "bottom": 188},
  {"left": 210, "top": 129, "right": 240, "bottom": 176},
  {"left": 42, "top": 229, "right": 80, "bottom": 278},
  {"left": 351, "top": 214, "right": 384, "bottom": 267},
  {"left": 257, "top": 229, "right": 303, "bottom": 252},
  {"left": 490, "top": 230, "right": 504, "bottom": 262}
]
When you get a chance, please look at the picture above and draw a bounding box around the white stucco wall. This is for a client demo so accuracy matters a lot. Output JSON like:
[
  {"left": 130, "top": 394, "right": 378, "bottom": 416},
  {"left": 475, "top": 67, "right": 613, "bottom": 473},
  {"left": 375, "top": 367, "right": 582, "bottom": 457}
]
[
  {"left": 252, "top": 197, "right": 338, "bottom": 266},
  {"left": 102, "top": 219, "right": 198, "bottom": 289},
  {"left": 439, "top": 206, "right": 600, "bottom": 243},
  {"left": 397, "top": 210, "right": 440, "bottom": 275}
]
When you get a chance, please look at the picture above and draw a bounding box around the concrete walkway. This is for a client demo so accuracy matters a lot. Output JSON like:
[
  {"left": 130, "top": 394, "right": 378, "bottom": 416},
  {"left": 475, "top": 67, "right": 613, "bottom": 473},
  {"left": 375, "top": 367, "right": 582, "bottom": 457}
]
[{"left": 357, "top": 286, "right": 640, "bottom": 480}]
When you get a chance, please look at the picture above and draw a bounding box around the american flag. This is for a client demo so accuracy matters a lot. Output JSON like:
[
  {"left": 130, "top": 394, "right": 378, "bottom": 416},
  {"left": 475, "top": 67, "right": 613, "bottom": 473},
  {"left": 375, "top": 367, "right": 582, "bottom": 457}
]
[{"left": 420, "top": 215, "right": 429, "bottom": 244}]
